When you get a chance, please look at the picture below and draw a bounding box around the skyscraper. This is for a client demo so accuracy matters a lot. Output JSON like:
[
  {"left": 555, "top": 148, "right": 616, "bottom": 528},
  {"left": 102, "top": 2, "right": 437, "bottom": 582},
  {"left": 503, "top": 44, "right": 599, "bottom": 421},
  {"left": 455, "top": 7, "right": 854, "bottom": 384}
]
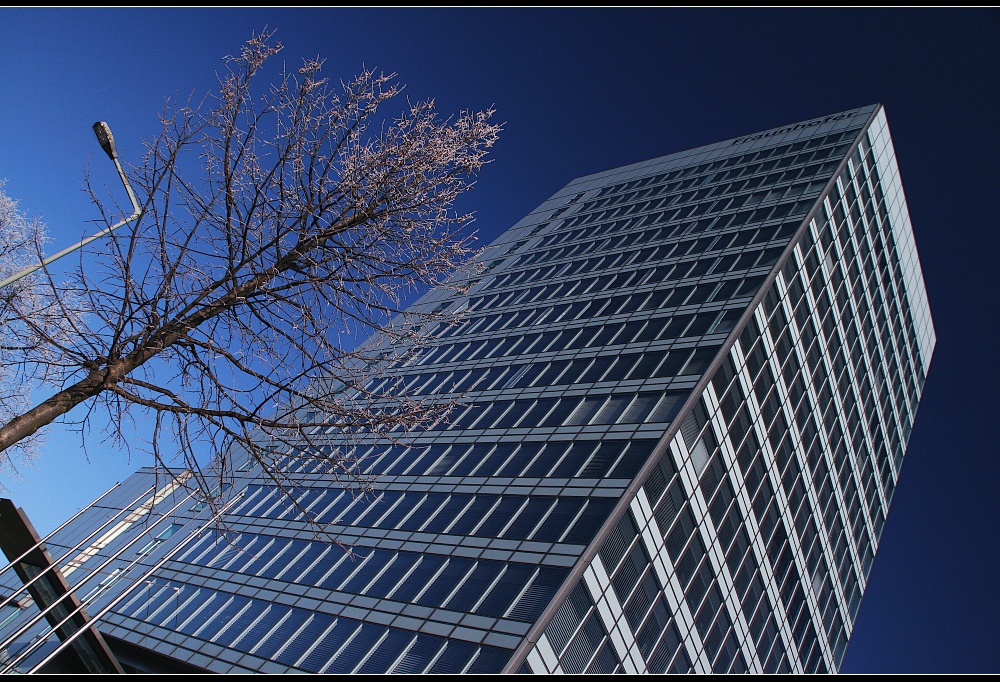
[{"left": 0, "top": 103, "right": 934, "bottom": 674}]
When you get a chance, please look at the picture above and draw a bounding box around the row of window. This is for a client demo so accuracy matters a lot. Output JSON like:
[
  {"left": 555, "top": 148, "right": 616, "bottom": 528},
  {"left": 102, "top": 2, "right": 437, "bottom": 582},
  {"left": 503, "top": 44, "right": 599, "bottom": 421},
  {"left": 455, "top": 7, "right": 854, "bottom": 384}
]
[
  {"left": 456, "top": 248, "right": 778, "bottom": 327},
  {"left": 405, "top": 308, "right": 732, "bottom": 373},
  {"left": 176, "top": 534, "right": 568, "bottom": 626},
  {"left": 516, "top": 177, "right": 826, "bottom": 276},
  {"left": 415, "top": 312, "right": 722, "bottom": 368},
  {"left": 473, "top": 222, "right": 791, "bottom": 308},
  {"left": 561, "top": 182, "right": 815, "bottom": 235},
  {"left": 553, "top": 139, "right": 852, "bottom": 239},
  {"left": 578, "top": 154, "right": 834, "bottom": 220},
  {"left": 229, "top": 485, "right": 616, "bottom": 545},
  {"left": 434, "top": 389, "right": 689, "bottom": 433},
  {"left": 118, "top": 580, "right": 512, "bottom": 673},
  {"left": 358, "top": 436, "right": 658, "bottom": 480},
  {"left": 410, "top": 346, "right": 715, "bottom": 401},
  {"left": 375, "top": 347, "right": 698, "bottom": 403},
  {"left": 435, "top": 291, "right": 748, "bottom": 359},
  {"left": 282, "top": 435, "right": 649, "bottom": 481},
  {"left": 579, "top": 129, "right": 858, "bottom": 208},
  {"left": 512, "top": 226, "right": 783, "bottom": 286}
]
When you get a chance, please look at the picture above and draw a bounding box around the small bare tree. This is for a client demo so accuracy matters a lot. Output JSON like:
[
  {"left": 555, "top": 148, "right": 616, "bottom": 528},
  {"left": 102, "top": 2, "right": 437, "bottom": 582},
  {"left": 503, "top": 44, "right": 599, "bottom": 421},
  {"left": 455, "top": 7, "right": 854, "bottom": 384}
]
[{"left": 0, "top": 32, "right": 500, "bottom": 513}]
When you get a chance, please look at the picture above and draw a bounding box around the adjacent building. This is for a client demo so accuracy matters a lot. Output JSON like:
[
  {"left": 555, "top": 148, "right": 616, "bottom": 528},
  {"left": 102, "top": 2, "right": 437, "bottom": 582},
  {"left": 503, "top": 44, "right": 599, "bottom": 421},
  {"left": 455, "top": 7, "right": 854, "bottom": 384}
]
[{"left": 0, "top": 103, "right": 934, "bottom": 674}]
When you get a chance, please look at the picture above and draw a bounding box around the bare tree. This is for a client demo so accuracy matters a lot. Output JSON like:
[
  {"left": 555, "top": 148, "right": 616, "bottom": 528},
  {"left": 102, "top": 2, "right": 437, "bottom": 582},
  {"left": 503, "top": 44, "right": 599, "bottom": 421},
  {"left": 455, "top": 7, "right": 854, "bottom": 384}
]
[
  {"left": 0, "top": 184, "right": 71, "bottom": 480},
  {"left": 0, "top": 32, "right": 500, "bottom": 512},
  {"left": 0, "top": 185, "right": 43, "bottom": 479}
]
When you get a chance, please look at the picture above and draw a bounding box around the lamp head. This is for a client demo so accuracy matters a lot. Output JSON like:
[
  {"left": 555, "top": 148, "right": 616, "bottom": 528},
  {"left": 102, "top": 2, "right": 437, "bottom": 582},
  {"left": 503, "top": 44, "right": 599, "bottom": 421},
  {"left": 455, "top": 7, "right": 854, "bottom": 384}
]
[{"left": 92, "top": 122, "right": 117, "bottom": 161}]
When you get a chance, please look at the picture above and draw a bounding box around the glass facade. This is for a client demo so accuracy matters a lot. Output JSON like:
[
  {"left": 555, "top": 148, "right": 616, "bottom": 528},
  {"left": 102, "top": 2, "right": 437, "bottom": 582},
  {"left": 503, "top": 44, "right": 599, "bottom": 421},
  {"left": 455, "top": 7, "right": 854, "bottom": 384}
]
[{"left": 0, "top": 105, "right": 933, "bottom": 674}]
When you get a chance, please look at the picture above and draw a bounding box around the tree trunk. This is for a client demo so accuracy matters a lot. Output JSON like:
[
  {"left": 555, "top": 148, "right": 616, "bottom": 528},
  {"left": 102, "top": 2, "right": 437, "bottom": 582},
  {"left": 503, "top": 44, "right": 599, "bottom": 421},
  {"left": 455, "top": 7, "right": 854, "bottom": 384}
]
[{"left": 0, "top": 371, "right": 107, "bottom": 452}]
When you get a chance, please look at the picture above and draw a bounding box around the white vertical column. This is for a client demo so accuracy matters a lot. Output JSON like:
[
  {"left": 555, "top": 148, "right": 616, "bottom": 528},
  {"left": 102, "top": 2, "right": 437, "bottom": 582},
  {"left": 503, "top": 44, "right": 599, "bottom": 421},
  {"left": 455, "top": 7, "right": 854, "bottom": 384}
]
[{"left": 582, "top": 556, "right": 647, "bottom": 674}]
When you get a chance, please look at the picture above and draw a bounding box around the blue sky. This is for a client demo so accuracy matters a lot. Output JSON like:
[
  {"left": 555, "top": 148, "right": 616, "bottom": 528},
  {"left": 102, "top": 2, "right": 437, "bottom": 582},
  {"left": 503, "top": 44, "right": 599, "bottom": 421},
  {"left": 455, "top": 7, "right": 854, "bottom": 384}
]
[{"left": 0, "top": 8, "right": 997, "bottom": 673}]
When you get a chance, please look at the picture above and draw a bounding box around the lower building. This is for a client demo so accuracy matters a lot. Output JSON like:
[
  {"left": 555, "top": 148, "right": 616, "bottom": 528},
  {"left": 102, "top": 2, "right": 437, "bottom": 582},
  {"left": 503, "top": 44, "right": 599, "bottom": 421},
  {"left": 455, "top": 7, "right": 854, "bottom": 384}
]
[{"left": 0, "top": 104, "right": 933, "bottom": 674}]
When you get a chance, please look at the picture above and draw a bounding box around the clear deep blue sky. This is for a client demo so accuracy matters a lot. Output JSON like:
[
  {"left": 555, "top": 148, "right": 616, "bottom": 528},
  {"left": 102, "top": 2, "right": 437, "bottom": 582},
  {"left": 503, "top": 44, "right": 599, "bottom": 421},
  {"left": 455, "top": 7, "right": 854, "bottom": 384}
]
[{"left": 0, "top": 8, "right": 997, "bottom": 674}]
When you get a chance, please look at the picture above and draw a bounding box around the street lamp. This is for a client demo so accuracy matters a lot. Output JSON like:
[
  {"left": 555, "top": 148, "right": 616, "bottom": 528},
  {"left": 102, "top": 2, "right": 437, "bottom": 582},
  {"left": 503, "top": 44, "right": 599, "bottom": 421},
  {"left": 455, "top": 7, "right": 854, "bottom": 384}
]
[{"left": 0, "top": 122, "right": 143, "bottom": 290}]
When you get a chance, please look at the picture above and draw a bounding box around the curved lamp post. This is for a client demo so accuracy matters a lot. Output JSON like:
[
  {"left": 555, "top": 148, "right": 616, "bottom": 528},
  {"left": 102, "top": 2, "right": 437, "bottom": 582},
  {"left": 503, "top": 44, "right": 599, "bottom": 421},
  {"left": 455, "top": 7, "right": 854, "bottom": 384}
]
[{"left": 0, "top": 122, "right": 143, "bottom": 290}]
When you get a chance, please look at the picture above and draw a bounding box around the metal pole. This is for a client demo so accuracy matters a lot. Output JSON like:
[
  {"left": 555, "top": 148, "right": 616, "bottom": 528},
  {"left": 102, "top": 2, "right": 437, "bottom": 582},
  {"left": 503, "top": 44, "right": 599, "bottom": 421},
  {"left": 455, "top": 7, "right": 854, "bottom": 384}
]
[{"left": 0, "top": 123, "right": 143, "bottom": 291}]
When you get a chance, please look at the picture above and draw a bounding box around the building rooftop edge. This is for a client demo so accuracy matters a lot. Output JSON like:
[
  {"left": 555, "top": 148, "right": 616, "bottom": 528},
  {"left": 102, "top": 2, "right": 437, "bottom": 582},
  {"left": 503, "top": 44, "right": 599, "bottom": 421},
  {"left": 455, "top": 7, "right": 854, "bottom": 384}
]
[{"left": 562, "top": 104, "right": 880, "bottom": 191}]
